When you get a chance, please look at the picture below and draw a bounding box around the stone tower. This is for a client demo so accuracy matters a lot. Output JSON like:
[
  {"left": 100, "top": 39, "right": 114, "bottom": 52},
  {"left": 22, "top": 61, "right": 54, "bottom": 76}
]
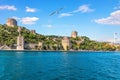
[
  {"left": 31, "top": 30, "right": 36, "bottom": 34},
  {"left": 62, "top": 37, "right": 71, "bottom": 50},
  {"left": 71, "top": 31, "right": 78, "bottom": 38},
  {"left": 6, "top": 18, "right": 17, "bottom": 27},
  {"left": 17, "top": 27, "right": 24, "bottom": 50},
  {"left": 17, "top": 36, "right": 24, "bottom": 50}
]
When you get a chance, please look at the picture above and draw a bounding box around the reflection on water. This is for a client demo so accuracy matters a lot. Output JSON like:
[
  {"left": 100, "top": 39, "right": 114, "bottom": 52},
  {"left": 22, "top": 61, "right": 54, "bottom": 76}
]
[{"left": 0, "top": 51, "right": 120, "bottom": 80}]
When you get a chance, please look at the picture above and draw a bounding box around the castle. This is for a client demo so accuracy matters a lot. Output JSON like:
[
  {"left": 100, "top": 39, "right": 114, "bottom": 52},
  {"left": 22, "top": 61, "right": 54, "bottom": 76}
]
[{"left": 1, "top": 18, "right": 79, "bottom": 51}]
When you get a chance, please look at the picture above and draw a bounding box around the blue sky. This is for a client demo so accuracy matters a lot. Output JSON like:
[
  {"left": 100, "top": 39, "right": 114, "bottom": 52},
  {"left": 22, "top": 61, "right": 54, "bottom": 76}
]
[{"left": 0, "top": 0, "right": 120, "bottom": 42}]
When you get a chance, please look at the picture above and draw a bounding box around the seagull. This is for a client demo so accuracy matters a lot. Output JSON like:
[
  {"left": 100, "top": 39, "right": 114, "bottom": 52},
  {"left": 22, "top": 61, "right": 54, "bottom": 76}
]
[{"left": 49, "top": 7, "right": 64, "bottom": 16}]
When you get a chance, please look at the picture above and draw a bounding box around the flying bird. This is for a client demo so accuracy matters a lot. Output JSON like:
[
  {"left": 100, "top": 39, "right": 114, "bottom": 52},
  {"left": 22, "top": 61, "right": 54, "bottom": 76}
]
[{"left": 49, "top": 7, "right": 64, "bottom": 16}]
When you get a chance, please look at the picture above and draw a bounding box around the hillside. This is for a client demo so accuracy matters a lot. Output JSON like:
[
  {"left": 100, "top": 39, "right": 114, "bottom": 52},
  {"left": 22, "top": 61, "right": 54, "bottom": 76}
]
[{"left": 0, "top": 24, "right": 117, "bottom": 51}]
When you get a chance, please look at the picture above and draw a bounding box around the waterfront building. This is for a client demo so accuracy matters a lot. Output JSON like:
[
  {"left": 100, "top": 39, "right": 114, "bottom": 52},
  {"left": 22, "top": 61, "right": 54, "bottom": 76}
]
[
  {"left": 71, "top": 31, "right": 78, "bottom": 38},
  {"left": 6, "top": 18, "right": 17, "bottom": 27},
  {"left": 62, "top": 37, "right": 71, "bottom": 50}
]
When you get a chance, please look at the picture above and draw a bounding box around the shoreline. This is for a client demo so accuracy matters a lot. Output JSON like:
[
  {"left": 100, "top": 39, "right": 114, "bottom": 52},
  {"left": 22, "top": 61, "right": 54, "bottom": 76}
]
[{"left": 0, "top": 49, "right": 119, "bottom": 52}]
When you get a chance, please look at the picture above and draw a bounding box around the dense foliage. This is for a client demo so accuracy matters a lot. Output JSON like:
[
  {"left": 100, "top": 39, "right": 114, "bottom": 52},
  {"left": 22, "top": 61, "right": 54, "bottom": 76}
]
[{"left": 0, "top": 24, "right": 117, "bottom": 51}]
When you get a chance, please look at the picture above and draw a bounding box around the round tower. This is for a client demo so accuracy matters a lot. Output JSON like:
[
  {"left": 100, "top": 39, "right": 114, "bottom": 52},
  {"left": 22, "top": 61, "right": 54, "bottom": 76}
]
[
  {"left": 6, "top": 18, "right": 17, "bottom": 27},
  {"left": 62, "top": 37, "right": 71, "bottom": 50},
  {"left": 71, "top": 31, "right": 78, "bottom": 38}
]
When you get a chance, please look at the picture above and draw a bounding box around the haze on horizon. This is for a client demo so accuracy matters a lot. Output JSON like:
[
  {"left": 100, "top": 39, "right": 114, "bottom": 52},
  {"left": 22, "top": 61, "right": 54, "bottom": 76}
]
[{"left": 0, "top": 0, "right": 120, "bottom": 42}]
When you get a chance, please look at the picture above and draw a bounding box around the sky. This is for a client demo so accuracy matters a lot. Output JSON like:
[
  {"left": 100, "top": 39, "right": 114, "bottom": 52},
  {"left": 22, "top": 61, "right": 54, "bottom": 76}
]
[{"left": 0, "top": 0, "right": 120, "bottom": 42}]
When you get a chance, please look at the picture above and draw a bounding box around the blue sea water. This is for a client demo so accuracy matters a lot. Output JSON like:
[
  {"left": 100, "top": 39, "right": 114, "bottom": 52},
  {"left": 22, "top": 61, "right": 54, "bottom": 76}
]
[{"left": 0, "top": 51, "right": 120, "bottom": 80}]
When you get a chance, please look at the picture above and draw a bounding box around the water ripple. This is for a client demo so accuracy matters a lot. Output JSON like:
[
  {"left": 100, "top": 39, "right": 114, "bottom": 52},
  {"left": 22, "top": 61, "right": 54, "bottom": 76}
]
[{"left": 0, "top": 51, "right": 120, "bottom": 80}]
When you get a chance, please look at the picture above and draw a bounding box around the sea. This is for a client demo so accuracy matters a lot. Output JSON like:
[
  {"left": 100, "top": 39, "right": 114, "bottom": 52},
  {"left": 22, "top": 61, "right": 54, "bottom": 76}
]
[{"left": 0, "top": 51, "right": 120, "bottom": 80}]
